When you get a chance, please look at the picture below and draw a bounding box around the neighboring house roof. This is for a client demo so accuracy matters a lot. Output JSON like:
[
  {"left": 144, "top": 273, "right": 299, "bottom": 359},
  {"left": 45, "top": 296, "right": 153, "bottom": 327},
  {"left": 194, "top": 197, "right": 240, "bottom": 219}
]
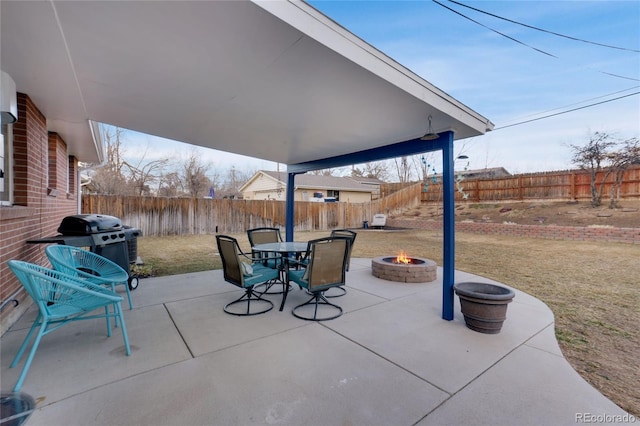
[
  {"left": 432, "top": 167, "right": 511, "bottom": 180},
  {"left": 347, "top": 176, "right": 385, "bottom": 185},
  {"left": 241, "top": 171, "right": 374, "bottom": 193},
  {"left": 457, "top": 167, "right": 511, "bottom": 179}
]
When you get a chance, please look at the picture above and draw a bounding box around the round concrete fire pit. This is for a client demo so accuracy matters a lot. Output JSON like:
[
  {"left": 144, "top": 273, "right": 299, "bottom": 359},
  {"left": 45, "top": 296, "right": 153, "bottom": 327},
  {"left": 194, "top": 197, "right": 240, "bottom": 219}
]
[{"left": 371, "top": 256, "right": 437, "bottom": 283}]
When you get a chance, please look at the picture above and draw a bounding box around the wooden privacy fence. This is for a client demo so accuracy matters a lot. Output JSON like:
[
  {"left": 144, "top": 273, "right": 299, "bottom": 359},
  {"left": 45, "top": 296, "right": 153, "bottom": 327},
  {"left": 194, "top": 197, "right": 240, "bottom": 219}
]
[
  {"left": 421, "top": 167, "right": 640, "bottom": 203},
  {"left": 82, "top": 183, "right": 422, "bottom": 236}
]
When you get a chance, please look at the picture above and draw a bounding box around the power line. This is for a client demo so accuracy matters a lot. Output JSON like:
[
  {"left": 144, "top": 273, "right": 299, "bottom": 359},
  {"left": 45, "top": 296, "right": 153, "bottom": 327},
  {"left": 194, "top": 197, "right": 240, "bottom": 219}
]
[
  {"left": 433, "top": 0, "right": 640, "bottom": 81},
  {"left": 447, "top": 0, "right": 640, "bottom": 53},
  {"left": 512, "top": 86, "right": 640, "bottom": 120},
  {"left": 431, "top": 0, "right": 557, "bottom": 58},
  {"left": 599, "top": 71, "right": 640, "bottom": 82},
  {"left": 494, "top": 91, "right": 640, "bottom": 130}
]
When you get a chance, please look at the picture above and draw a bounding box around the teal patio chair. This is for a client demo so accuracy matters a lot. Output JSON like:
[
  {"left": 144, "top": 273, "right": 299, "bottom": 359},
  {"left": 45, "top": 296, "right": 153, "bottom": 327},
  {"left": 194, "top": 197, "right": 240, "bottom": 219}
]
[
  {"left": 216, "top": 235, "right": 280, "bottom": 316},
  {"left": 45, "top": 245, "right": 133, "bottom": 310},
  {"left": 288, "top": 237, "right": 350, "bottom": 321},
  {"left": 246, "top": 227, "right": 287, "bottom": 295},
  {"left": 6, "top": 260, "right": 131, "bottom": 392}
]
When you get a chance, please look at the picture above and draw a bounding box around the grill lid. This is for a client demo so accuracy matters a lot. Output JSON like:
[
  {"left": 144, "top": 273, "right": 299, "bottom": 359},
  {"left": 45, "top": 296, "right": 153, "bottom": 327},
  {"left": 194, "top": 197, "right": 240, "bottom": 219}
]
[{"left": 58, "top": 214, "right": 123, "bottom": 235}]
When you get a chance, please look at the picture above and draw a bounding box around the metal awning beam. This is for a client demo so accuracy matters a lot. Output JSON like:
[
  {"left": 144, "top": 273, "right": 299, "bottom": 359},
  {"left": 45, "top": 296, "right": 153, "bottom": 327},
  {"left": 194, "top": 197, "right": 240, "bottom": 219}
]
[
  {"left": 287, "top": 132, "right": 453, "bottom": 173},
  {"left": 285, "top": 131, "right": 457, "bottom": 320}
]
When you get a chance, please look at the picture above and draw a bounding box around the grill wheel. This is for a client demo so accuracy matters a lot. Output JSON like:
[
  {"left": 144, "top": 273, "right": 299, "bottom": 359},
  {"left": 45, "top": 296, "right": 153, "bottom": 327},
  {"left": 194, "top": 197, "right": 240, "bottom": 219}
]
[{"left": 128, "top": 276, "right": 139, "bottom": 290}]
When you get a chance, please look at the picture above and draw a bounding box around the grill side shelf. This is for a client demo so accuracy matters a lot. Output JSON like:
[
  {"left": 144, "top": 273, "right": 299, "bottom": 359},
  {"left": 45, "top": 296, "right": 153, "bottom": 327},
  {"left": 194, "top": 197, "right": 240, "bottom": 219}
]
[{"left": 26, "top": 235, "right": 94, "bottom": 247}]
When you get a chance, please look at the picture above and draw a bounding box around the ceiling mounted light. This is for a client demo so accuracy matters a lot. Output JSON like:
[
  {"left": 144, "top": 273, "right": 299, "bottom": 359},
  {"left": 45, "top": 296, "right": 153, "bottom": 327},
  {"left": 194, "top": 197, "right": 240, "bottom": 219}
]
[{"left": 420, "top": 115, "right": 438, "bottom": 141}]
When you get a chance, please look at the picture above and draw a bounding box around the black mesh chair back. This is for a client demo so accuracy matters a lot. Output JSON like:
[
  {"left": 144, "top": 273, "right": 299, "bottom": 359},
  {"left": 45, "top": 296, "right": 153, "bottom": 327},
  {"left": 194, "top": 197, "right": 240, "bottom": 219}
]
[
  {"left": 247, "top": 227, "right": 282, "bottom": 246},
  {"left": 247, "top": 227, "right": 283, "bottom": 268}
]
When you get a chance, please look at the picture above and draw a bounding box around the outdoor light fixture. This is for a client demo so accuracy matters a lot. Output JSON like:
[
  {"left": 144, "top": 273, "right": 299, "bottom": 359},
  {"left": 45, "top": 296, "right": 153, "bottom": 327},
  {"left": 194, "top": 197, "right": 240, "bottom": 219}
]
[{"left": 420, "top": 115, "right": 438, "bottom": 141}]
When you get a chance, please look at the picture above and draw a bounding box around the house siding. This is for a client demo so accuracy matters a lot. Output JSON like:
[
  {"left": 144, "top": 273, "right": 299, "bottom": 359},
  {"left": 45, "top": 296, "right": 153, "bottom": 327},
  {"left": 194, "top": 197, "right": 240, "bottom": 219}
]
[
  {"left": 242, "top": 171, "right": 374, "bottom": 202},
  {"left": 245, "top": 173, "right": 287, "bottom": 201},
  {"left": 0, "top": 93, "right": 80, "bottom": 334}
]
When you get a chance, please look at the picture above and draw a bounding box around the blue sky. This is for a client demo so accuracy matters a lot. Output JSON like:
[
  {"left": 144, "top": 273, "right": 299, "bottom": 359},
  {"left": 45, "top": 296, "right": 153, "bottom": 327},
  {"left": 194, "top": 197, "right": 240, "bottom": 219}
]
[{"left": 123, "top": 0, "right": 639, "bottom": 176}]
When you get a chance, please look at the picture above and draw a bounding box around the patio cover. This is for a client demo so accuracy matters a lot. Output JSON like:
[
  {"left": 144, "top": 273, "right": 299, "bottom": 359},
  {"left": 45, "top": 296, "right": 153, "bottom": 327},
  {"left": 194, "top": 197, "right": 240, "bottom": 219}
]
[{"left": 1, "top": 0, "right": 493, "bottom": 319}]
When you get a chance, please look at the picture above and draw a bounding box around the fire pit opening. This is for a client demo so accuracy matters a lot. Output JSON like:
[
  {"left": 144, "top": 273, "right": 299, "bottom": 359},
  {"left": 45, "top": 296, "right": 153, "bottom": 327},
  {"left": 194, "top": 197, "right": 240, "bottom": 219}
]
[
  {"left": 382, "top": 256, "right": 426, "bottom": 265},
  {"left": 371, "top": 255, "right": 437, "bottom": 283}
]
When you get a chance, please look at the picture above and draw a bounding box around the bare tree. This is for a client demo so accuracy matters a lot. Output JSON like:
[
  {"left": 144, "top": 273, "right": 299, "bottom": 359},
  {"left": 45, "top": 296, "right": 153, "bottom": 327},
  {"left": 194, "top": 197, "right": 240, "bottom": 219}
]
[
  {"left": 157, "top": 171, "right": 183, "bottom": 197},
  {"left": 82, "top": 126, "right": 129, "bottom": 194},
  {"left": 123, "top": 144, "right": 168, "bottom": 196},
  {"left": 180, "top": 149, "right": 212, "bottom": 198},
  {"left": 607, "top": 137, "right": 640, "bottom": 208},
  {"left": 84, "top": 127, "right": 171, "bottom": 196},
  {"left": 218, "top": 166, "right": 254, "bottom": 198},
  {"left": 350, "top": 161, "right": 390, "bottom": 181},
  {"left": 570, "top": 131, "right": 639, "bottom": 208},
  {"left": 393, "top": 156, "right": 413, "bottom": 183},
  {"left": 308, "top": 168, "right": 338, "bottom": 176},
  {"left": 414, "top": 154, "right": 437, "bottom": 183}
]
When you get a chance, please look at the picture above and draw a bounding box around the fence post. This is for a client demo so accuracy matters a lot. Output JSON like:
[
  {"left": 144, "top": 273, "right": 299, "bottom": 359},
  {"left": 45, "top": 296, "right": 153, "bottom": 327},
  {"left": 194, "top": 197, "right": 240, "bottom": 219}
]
[
  {"left": 474, "top": 179, "right": 480, "bottom": 202},
  {"left": 518, "top": 176, "right": 523, "bottom": 200}
]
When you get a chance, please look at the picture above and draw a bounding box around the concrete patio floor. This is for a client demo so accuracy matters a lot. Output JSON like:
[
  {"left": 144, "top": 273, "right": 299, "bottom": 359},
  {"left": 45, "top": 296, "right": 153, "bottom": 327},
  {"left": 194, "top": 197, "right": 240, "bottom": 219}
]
[{"left": 1, "top": 258, "right": 629, "bottom": 425}]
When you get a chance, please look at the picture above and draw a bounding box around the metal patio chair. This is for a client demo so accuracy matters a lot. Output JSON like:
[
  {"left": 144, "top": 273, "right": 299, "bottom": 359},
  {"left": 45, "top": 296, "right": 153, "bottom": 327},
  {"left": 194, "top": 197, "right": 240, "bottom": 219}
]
[
  {"left": 324, "top": 229, "right": 358, "bottom": 298},
  {"left": 216, "top": 235, "right": 280, "bottom": 316},
  {"left": 329, "top": 229, "right": 357, "bottom": 271},
  {"left": 6, "top": 260, "right": 131, "bottom": 392},
  {"left": 246, "top": 227, "right": 287, "bottom": 294},
  {"left": 45, "top": 245, "right": 133, "bottom": 310},
  {"left": 288, "top": 237, "right": 349, "bottom": 321}
]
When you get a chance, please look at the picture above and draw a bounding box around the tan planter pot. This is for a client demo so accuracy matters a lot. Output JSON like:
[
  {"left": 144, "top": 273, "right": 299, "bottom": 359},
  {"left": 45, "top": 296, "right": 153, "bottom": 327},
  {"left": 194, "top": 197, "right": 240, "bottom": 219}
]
[{"left": 454, "top": 282, "right": 515, "bottom": 334}]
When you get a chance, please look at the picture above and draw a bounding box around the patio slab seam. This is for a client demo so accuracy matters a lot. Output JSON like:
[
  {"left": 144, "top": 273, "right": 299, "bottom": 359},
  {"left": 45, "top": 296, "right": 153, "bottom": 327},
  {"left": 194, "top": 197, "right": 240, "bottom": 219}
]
[
  {"left": 318, "top": 321, "right": 454, "bottom": 397},
  {"left": 455, "top": 320, "right": 556, "bottom": 387},
  {"left": 163, "top": 302, "right": 195, "bottom": 358},
  {"left": 185, "top": 322, "right": 314, "bottom": 357},
  {"left": 134, "top": 288, "right": 240, "bottom": 309},
  {"left": 344, "top": 285, "right": 431, "bottom": 301},
  {"left": 413, "top": 320, "right": 558, "bottom": 423},
  {"left": 522, "top": 323, "right": 566, "bottom": 358}
]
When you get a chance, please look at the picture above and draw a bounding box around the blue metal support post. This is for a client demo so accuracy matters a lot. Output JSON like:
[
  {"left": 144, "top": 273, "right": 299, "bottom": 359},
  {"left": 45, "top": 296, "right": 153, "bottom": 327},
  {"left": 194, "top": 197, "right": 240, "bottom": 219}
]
[
  {"left": 285, "top": 172, "right": 296, "bottom": 242},
  {"left": 441, "top": 132, "right": 455, "bottom": 320}
]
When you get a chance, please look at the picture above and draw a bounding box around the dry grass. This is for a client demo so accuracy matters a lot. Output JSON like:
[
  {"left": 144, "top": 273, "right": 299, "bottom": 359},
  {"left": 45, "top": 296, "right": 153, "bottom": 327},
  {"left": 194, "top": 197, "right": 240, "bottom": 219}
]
[{"left": 136, "top": 230, "right": 639, "bottom": 416}]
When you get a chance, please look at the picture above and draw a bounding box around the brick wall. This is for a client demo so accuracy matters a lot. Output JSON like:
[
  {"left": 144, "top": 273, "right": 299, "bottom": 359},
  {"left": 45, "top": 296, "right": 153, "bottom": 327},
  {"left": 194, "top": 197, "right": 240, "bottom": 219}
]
[
  {"left": 0, "top": 93, "right": 79, "bottom": 334},
  {"left": 387, "top": 218, "right": 640, "bottom": 244}
]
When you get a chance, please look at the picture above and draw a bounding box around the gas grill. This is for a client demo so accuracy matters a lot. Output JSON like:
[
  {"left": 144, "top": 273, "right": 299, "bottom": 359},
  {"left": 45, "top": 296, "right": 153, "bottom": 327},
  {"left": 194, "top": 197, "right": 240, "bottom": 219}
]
[
  {"left": 57, "top": 214, "right": 126, "bottom": 246},
  {"left": 27, "top": 214, "right": 142, "bottom": 290}
]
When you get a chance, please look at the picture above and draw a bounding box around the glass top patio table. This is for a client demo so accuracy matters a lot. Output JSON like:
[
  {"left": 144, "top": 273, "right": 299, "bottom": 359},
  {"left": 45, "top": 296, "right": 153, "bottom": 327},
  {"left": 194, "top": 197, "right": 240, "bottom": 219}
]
[
  {"left": 251, "top": 242, "right": 308, "bottom": 253},
  {"left": 252, "top": 242, "right": 309, "bottom": 311}
]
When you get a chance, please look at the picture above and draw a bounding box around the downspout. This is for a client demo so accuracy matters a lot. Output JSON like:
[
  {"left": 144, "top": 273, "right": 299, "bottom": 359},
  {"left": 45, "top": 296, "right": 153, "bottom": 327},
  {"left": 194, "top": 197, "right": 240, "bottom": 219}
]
[
  {"left": 441, "top": 131, "right": 455, "bottom": 320},
  {"left": 77, "top": 167, "right": 82, "bottom": 214}
]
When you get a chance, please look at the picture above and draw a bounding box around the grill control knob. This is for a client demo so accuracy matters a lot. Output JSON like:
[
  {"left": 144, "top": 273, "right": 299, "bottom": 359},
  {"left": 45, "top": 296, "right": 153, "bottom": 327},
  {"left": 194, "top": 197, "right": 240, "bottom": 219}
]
[{"left": 102, "top": 235, "right": 109, "bottom": 241}]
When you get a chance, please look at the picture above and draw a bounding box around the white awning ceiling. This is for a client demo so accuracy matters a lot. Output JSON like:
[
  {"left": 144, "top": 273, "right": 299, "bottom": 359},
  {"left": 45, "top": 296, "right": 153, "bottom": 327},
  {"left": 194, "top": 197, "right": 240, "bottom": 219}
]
[{"left": 1, "top": 0, "right": 493, "bottom": 165}]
